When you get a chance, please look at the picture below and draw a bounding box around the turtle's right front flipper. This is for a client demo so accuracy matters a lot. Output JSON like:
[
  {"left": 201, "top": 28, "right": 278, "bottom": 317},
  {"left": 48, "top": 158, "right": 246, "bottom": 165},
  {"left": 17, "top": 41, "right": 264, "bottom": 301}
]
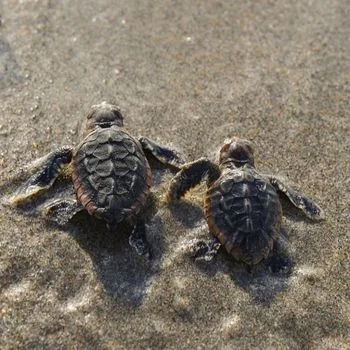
[
  {"left": 167, "top": 158, "right": 220, "bottom": 201},
  {"left": 137, "top": 136, "right": 185, "bottom": 171},
  {"left": 268, "top": 176, "right": 324, "bottom": 221},
  {"left": 7, "top": 147, "right": 73, "bottom": 205}
]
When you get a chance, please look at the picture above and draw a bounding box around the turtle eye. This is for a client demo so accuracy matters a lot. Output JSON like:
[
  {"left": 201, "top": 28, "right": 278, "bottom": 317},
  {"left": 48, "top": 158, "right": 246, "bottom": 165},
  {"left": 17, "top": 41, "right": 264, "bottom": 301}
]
[
  {"left": 87, "top": 110, "right": 95, "bottom": 119},
  {"left": 243, "top": 140, "right": 254, "bottom": 155},
  {"left": 220, "top": 142, "right": 230, "bottom": 153},
  {"left": 246, "top": 144, "right": 254, "bottom": 156}
]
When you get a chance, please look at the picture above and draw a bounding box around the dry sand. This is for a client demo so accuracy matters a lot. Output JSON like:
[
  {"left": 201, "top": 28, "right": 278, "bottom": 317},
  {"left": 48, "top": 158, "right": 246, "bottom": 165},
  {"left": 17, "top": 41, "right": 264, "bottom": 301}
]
[{"left": 0, "top": 0, "right": 349, "bottom": 349}]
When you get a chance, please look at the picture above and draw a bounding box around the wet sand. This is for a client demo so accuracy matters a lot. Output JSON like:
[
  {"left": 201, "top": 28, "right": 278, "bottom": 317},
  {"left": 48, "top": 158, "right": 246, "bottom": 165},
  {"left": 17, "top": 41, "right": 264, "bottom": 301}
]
[{"left": 0, "top": 1, "right": 349, "bottom": 349}]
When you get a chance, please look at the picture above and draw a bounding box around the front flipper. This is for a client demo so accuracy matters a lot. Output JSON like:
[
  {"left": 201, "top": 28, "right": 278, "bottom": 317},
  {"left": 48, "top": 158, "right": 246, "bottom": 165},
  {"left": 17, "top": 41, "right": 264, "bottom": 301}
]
[
  {"left": 137, "top": 136, "right": 185, "bottom": 170},
  {"left": 129, "top": 219, "right": 151, "bottom": 259},
  {"left": 193, "top": 235, "right": 222, "bottom": 261},
  {"left": 41, "top": 197, "right": 84, "bottom": 226},
  {"left": 167, "top": 158, "right": 221, "bottom": 201},
  {"left": 8, "top": 147, "right": 73, "bottom": 205},
  {"left": 269, "top": 176, "right": 324, "bottom": 220}
]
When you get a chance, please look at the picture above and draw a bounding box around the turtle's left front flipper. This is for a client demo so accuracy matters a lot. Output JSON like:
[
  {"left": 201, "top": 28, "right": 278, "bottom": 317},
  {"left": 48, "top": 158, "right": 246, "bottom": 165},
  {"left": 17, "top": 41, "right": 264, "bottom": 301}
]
[
  {"left": 166, "top": 158, "right": 220, "bottom": 201},
  {"left": 269, "top": 176, "right": 324, "bottom": 220},
  {"left": 7, "top": 147, "right": 73, "bottom": 206},
  {"left": 137, "top": 136, "right": 185, "bottom": 171}
]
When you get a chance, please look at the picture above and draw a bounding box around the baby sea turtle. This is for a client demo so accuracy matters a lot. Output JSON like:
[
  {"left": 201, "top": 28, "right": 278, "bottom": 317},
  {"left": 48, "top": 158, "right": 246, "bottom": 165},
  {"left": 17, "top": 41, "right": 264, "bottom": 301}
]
[
  {"left": 167, "top": 137, "right": 324, "bottom": 265},
  {"left": 9, "top": 102, "right": 183, "bottom": 257}
]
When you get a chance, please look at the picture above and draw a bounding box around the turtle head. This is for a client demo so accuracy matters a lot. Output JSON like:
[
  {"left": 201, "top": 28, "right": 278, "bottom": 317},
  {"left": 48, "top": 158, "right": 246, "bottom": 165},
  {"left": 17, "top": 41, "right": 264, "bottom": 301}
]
[
  {"left": 219, "top": 137, "right": 254, "bottom": 167},
  {"left": 86, "top": 102, "right": 124, "bottom": 132}
]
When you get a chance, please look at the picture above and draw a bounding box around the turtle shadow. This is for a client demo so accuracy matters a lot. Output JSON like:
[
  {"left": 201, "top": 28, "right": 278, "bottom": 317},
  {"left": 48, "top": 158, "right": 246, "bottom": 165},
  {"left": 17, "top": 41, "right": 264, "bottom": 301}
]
[
  {"left": 167, "top": 201, "right": 204, "bottom": 228},
  {"left": 229, "top": 254, "right": 294, "bottom": 307},
  {"left": 49, "top": 210, "right": 164, "bottom": 308},
  {"left": 193, "top": 233, "right": 294, "bottom": 307},
  {"left": 5, "top": 195, "right": 163, "bottom": 308}
]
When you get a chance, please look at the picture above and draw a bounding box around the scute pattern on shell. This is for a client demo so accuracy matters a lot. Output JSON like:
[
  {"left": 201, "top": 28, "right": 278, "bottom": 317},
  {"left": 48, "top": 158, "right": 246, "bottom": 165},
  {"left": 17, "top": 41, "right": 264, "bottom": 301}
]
[
  {"left": 205, "top": 167, "right": 282, "bottom": 264},
  {"left": 71, "top": 127, "right": 151, "bottom": 224}
]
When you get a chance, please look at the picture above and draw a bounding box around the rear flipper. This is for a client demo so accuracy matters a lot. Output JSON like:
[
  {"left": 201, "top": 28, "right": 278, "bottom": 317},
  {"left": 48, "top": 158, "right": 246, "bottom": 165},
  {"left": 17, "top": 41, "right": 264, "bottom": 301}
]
[
  {"left": 269, "top": 176, "right": 324, "bottom": 220},
  {"left": 193, "top": 235, "right": 221, "bottom": 262},
  {"left": 7, "top": 147, "right": 73, "bottom": 205},
  {"left": 41, "top": 197, "right": 84, "bottom": 226},
  {"left": 137, "top": 136, "right": 185, "bottom": 171},
  {"left": 129, "top": 218, "right": 151, "bottom": 259},
  {"left": 264, "top": 234, "right": 293, "bottom": 274},
  {"left": 167, "top": 158, "right": 221, "bottom": 201}
]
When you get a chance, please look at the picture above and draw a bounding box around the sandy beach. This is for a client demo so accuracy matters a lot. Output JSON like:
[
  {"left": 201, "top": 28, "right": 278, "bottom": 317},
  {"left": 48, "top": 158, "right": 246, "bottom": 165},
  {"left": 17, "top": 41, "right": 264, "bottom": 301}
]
[{"left": 0, "top": 0, "right": 349, "bottom": 349}]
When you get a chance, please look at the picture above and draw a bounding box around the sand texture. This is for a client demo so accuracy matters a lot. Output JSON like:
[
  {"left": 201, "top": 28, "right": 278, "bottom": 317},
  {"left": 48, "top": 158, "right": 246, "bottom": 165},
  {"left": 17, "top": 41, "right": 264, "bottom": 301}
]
[{"left": 0, "top": 0, "right": 349, "bottom": 349}]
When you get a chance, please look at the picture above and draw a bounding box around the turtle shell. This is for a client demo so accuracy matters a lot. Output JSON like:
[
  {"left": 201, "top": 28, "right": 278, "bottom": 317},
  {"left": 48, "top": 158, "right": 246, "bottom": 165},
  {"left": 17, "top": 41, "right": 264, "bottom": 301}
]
[
  {"left": 71, "top": 127, "right": 152, "bottom": 224},
  {"left": 204, "top": 167, "right": 282, "bottom": 264}
]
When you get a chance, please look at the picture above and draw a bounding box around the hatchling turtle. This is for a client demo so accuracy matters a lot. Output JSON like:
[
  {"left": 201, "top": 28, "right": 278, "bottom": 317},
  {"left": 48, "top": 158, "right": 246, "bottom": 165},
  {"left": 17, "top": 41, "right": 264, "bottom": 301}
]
[
  {"left": 9, "top": 102, "right": 184, "bottom": 257},
  {"left": 167, "top": 137, "right": 324, "bottom": 265}
]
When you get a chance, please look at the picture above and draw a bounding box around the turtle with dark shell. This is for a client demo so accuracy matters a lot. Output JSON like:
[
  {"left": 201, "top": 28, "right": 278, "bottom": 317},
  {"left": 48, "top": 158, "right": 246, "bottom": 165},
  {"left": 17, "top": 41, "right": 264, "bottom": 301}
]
[
  {"left": 9, "top": 102, "right": 184, "bottom": 258},
  {"left": 167, "top": 137, "right": 324, "bottom": 265}
]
